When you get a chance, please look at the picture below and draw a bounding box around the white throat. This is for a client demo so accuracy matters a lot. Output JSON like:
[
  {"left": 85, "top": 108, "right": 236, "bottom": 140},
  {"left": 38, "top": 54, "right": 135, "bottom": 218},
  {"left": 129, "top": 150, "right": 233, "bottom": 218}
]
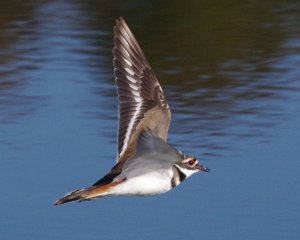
[{"left": 174, "top": 164, "right": 199, "bottom": 178}]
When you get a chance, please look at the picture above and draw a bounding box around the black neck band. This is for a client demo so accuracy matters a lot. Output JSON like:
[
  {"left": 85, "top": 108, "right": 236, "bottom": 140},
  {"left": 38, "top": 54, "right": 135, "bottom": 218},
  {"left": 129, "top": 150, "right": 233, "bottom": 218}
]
[{"left": 174, "top": 165, "right": 186, "bottom": 182}]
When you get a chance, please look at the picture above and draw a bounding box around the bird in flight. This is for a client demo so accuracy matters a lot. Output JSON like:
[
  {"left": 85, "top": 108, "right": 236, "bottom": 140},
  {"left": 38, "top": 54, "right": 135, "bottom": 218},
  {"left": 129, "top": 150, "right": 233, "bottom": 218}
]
[{"left": 54, "top": 17, "right": 209, "bottom": 205}]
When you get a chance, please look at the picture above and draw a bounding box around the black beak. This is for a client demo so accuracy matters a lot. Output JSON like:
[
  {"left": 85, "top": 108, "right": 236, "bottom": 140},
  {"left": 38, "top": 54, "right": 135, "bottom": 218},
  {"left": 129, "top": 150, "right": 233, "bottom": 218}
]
[{"left": 197, "top": 164, "right": 210, "bottom": 172}]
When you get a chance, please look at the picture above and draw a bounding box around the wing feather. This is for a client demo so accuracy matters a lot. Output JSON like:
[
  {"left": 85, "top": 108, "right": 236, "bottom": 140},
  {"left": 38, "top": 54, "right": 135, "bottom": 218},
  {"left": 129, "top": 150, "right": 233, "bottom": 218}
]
[{"left": 113, "top": 17, "right": 171, "bottom": 163}]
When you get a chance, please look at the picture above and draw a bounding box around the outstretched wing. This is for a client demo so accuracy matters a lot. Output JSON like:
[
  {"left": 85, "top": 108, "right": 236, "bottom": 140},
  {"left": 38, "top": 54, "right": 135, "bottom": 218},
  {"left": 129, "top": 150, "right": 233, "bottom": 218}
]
[{"left": 113, "top": 17, "right": 171, "bottom": 163}]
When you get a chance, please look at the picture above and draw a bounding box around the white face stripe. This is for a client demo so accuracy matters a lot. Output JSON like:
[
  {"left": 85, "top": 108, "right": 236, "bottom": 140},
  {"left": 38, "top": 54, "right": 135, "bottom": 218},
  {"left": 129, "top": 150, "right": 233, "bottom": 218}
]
[
  {"left": 182, "top": 157, "right": 198, "bottom": 169},
  {"left": 174, "top": 164, "right": 199, "bottom": 178}
]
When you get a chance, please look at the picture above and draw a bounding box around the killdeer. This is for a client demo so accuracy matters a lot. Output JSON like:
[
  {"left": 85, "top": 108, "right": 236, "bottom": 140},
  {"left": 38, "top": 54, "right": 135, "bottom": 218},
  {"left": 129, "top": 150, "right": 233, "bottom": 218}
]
[{"left": 54, "top": 17, "right": 209, "bottom": 205}]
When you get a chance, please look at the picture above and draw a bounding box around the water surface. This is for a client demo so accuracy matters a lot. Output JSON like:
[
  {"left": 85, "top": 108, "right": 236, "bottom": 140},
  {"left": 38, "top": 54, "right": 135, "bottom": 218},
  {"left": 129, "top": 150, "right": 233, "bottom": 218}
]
[{"left": 1, "top": 1, "right": 300, "bottom": 240}]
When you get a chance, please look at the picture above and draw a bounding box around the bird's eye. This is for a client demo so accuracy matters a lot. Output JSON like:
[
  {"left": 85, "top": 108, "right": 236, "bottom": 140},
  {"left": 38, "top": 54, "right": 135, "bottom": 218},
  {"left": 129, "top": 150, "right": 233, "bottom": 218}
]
[{"left": 188, "top": 159, "right": 195, "bottom": 166}]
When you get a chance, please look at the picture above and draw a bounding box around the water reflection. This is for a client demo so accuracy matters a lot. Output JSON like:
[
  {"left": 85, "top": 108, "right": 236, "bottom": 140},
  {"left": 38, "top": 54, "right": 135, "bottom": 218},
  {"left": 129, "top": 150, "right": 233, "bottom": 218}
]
[
  {"left": 0, "top": 2, "right": 42, "bottom": 123},
  {"left": 80, "top": 0, "right": 300, "bottom": 157},
  {"left": 1, "top": 1, "right": 300, "bottom": 239},
  {"left": 1, "top": 1, "right": 299, "bottom": 138}
]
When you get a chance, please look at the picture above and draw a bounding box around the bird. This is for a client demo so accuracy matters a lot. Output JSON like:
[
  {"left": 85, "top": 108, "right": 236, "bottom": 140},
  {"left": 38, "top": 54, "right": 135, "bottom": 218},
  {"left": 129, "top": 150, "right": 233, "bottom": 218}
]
[{"left": 54, "top": 17, "right": 209, "bottom": 205}]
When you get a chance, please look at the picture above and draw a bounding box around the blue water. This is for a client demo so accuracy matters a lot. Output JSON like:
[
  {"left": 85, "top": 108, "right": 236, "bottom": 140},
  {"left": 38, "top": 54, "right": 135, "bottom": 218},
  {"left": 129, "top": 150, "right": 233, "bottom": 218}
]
[{"left": 1, "top": 1, "right": 300, "bottom": 239}]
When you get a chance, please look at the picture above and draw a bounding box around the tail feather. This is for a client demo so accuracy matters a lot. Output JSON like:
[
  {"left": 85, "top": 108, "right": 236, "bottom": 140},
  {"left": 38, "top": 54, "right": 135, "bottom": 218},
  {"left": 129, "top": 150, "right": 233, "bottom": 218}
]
[
  {"left": 53, "top": 178, "right": 126, "bottom": 205},
  {"left": 53, "top": 188, "right": 97, "bottom": 205}
]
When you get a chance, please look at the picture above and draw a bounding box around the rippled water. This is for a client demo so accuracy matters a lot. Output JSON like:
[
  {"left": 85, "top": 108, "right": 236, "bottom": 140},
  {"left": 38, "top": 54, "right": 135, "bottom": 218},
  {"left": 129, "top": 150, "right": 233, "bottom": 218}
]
[{"left": 1, "top": 1, "right": 300, "bottom": 240}]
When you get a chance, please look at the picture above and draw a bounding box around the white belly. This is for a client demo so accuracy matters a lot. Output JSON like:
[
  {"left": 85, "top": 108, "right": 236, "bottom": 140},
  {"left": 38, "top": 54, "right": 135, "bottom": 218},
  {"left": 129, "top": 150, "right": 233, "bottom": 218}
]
[{"left": 110, "top": 170, "right": 173, "bottom": 196}]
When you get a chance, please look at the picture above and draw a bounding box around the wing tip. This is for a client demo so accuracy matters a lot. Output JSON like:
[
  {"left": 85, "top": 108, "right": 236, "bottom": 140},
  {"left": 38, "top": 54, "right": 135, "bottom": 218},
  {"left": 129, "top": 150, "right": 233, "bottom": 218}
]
[{"left": 115, "top": 16, "right": 126, "bottom": 27}]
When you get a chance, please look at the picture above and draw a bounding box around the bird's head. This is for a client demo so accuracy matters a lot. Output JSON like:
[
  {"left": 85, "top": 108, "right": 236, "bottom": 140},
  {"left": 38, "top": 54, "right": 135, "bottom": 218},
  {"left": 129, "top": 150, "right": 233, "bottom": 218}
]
[
  {"left": 171, "top": 155, "right": 209, "bottom": 187},
  {"left": 175, "top": 155, "right": 209, "bottom": 176}
]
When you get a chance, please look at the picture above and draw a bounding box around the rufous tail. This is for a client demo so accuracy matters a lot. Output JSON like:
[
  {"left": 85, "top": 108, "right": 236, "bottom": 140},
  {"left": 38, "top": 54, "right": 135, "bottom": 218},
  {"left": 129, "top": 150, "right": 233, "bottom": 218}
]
[
  {"left": 53, "top": 188, "right": 95, "bottom": 205},
  {"left": 53, "top": 178, "right": 126, "bottom": 205}
]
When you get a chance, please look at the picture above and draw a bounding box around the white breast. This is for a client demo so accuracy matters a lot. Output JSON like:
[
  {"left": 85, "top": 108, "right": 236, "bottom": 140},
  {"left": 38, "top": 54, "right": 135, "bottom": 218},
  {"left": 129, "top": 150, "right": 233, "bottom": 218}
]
[
  {"left": 110, "top": 169, "right": 173, "bottom": 196},
  {"left": 109, "top": 150, "right": 179, "bottom": 196}
]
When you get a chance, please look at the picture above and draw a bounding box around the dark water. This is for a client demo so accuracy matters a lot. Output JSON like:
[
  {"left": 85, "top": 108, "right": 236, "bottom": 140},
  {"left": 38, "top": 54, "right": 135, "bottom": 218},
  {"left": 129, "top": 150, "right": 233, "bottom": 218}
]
[{"left": 1, "top": 1, "right": 300, "bottom": 239}]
